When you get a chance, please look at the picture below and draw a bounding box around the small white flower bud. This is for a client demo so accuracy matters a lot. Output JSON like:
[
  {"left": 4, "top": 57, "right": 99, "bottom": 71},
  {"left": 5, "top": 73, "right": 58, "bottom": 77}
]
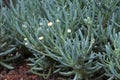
[
  {"left": 22, "top": 24, "right": 27, "bottom": 28},
  {"left": 39, "top": 36, "right": 44, "bottom": 40},
  {"left": 24, "top": 38, "right": 27, "bottom": 41},
  {"left": 25, "top": 42, "right": 28, "bottom": 45},
  {"left": 48, "top": 22, "right": 53, "bottom": 26},
  {"left": 56, "top": 19, "right": 60, "bottom": 23},
  {"left": 84, "top": 17, "right": 92, "bottom": 25},
  {"left": 67, "top": 29, "right": 72, "bottom": 33},
  {"left": 39, "top": 22, "right": 43, "bottom": 26}
]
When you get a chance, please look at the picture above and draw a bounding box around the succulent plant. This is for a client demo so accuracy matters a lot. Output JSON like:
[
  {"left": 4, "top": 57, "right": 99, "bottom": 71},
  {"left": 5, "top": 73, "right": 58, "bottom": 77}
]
[
  {"left": 2, "top": 0, "right": 120, "bottom": 79},
  {"left": 0, "top": 2, "right": 20, "bottom": 69}
]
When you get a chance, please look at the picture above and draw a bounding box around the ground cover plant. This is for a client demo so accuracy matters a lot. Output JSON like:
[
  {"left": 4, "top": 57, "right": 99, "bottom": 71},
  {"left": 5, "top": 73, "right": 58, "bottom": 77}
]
[
  {"left": 0, "top": 4, "right": 20, "bottom": 69},
  {"left": 1, "top": 0, "right": 120, "bottom": 80}
]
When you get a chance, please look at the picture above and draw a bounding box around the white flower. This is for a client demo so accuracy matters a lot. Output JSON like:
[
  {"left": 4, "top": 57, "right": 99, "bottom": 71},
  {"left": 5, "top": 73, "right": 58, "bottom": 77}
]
[
  {"left": 38, "top": 27, "right": 42, "bottom": 30},
  {"left": 67, "top": 29, "right": 71, "bottom": 33},
  {"left": 24, "top": 38, "right": 27, "bottom": 41},
  {"left": 84, "top": 17, "right": 92, "bottom": 24},
  {"left": 84, "top": 18, "right": 87, "bottom": 22},
  {"left": 39, "top": 36, "right": 44, "bottom": 40},
  {"left": 54, "top": 47, "right": 57, "bottom": 49},
  {"left": 22, "top": 24, "right": 27, "bottom": 28},
  {"left": 56, "top": 19, "right": 60, "bottom": 23},
  {"left": 39, "top": 22, "right": 43, "bottom": 26},
  {"left": 48, "top": 22, "right": 53, "bottom": 26},
  {"left": 25, "top": 42, "right": 28, "bottom": 45},
  {"left": 10, "top": 54, "right": 13, "bottom": 56}
]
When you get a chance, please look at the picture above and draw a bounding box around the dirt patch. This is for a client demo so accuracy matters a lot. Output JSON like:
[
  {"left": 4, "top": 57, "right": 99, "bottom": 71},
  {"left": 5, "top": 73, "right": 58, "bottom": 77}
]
[
  {"left": 0, "top": 60, "right": 68, "bottom": 80},
  {"left": 0, "top": 62, "right": 43, "bottom": 80}
]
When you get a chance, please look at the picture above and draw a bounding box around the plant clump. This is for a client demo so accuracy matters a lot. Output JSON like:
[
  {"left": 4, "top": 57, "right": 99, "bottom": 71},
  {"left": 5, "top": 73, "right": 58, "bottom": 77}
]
[{"left": 1, "top": 0, "right": 120, "bottom": 80}]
